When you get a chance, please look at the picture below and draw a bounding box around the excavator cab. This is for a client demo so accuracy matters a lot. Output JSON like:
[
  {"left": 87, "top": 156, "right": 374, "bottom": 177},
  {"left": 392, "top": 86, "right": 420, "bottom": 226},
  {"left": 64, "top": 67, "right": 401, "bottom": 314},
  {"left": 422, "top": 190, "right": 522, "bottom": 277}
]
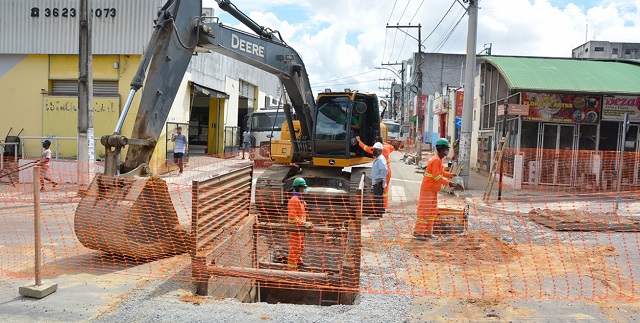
[{"left": 312, "top": 91, "right": 381, "bottom": 167}]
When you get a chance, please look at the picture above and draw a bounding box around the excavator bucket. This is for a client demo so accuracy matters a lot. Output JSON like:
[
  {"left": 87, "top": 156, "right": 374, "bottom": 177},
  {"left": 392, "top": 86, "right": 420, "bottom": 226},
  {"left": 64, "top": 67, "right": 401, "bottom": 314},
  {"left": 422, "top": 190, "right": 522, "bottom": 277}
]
[{"left": 74, "top": 174, "right": 190, "bottom": 259}]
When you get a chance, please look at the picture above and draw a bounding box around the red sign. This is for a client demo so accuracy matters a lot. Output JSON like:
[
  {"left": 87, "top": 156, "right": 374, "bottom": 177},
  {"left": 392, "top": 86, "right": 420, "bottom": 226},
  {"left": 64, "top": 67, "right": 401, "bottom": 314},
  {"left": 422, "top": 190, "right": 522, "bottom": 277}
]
[
  {"left": 455, "top": 90, "right": 464, "bottom": 117},
  {"left": 521, "top": 92, "right": 601, "bottom": 124}
]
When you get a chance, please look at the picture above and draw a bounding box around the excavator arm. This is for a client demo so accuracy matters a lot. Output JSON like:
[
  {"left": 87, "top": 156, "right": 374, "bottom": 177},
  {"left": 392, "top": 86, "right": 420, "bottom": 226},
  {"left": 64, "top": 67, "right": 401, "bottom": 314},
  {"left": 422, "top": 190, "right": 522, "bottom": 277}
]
[
  {"left": 103, "top": 0, "right": 314, "bottom": 177},
  {"left": 76, "top": 0, "right": 317, "bottom": 258}
]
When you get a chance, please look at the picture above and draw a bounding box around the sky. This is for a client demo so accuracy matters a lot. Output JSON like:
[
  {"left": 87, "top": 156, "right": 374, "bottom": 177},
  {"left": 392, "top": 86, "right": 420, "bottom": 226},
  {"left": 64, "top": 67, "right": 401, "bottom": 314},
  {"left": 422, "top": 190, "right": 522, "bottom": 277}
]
[{"left": 203, "top": 0, "right": 640, "bottom": 100}]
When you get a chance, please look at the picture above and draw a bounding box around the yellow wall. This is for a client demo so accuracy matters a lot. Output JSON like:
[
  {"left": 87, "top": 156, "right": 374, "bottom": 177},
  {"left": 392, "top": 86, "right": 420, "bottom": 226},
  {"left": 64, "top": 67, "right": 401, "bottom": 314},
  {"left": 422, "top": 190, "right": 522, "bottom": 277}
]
[
  {"left": 49, "top": 55, "right": 119, "bottom": 80},
  {"left": 0, "top": 54, "right": 143, "bottom": 160},
  {"left": 0, "top": 55, "right": 49, "bottom": 155},
  {"left": 43, "top": 97, "right": 119, "bottom": 157}
]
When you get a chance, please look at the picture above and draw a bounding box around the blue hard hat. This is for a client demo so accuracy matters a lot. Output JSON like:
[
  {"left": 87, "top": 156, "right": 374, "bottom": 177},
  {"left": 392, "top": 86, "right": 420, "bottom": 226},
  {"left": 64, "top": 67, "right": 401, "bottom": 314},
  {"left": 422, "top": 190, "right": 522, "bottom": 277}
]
[{"left": 43, "top": 139, "right": 51, "bottom": 145}]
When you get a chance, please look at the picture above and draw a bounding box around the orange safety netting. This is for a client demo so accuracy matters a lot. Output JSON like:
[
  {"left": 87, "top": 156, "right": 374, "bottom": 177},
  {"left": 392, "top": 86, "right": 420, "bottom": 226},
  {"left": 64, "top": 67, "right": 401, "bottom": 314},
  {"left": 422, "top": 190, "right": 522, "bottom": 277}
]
[{"left": 1, "top": 147, "right": 640, "bottom": 301}]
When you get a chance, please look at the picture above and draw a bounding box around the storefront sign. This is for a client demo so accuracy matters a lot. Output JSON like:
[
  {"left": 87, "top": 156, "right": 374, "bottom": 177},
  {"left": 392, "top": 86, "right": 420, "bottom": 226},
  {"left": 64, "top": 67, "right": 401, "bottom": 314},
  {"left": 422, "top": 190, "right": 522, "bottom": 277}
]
[
  {"left": 521, "top": 92, "right": 601, "bottom": 124},
  {"left": 455, "top": 90, "right": 463, "bottom": 117},
  {"left": 497, "top": 104, "right": 530, "bottom": 116},
  {"left": 602, "top": 96, "right": 640, "bottom": 122}
]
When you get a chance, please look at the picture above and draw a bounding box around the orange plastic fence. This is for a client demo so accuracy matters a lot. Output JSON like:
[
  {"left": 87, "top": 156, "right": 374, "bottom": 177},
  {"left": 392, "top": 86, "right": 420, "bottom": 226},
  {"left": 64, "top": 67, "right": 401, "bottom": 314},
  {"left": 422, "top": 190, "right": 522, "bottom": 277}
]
[{"left": 1, "top": 148, "right": 640, "bottom": 301}]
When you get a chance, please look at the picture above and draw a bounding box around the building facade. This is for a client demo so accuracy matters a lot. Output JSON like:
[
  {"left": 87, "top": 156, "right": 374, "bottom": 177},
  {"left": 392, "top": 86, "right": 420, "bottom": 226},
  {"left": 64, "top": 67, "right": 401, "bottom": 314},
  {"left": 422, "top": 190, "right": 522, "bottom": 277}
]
[
  {"left": 477, "top": 56, "right": 640, "bottom": 190},
  {"left": 572, "top": 41, "right": 640, "bottom": 59},
  {"left": 0, "top": 0, "right": 280, "bottom": 174}
]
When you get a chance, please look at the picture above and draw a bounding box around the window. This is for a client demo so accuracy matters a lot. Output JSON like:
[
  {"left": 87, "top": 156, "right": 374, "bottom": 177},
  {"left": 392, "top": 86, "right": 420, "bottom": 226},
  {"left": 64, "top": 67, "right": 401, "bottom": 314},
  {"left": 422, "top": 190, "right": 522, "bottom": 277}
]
[
  {"left": 594, "top": 46, "right": 604, "bottom": 52},
  {"left": 51, "top": 80, "right": 118, "bottom": 96},
  {"left": 625, "top": 49, "right": 632, "bottom": 55},
  {"left": 612, "top": 48, "right": 619, "bottom": 55}
]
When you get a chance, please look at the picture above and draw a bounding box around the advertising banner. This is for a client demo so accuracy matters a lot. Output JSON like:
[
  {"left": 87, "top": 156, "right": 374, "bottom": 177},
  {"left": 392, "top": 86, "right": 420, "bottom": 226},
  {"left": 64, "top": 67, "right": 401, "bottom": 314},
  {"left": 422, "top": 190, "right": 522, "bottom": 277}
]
[
  {"left": 521, "top": 92, "right": 601, "bottom": 124},
  {"left": 602, "top": 96, "right": 640, "bottom": 123},
  {"left": 455, "top": 90, "right": 464, "bottom": 117}
]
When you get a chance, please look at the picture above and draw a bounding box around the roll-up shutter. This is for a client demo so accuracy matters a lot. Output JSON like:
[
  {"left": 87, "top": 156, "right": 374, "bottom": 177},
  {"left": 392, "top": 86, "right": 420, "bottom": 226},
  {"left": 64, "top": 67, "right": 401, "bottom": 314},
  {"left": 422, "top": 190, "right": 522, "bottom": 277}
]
[
  {"left": 239, "top": 80, "right": 255, "bottom": 109},
  {"left": 51, "top": 80, "right": 119, "bottom": 96}
]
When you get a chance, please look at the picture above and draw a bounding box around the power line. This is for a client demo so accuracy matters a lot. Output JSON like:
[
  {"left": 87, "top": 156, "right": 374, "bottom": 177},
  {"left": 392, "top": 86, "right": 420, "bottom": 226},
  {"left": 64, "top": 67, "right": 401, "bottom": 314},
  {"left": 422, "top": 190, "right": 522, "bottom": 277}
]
[
  {"left": 311, "top": 70, "right": 377, "bottom": 86},
  {"left": 432, "top": 10, "right": 467, "bottom": 52},
  {"left": 386, "top": 0, "right": 399, "bottom": 25},
  {"left": 409, "top": 0, "right": 426, "bottom": 24},
  {"left": 422, "top": 0, "right": 457, "bottom": 46},
  {"left": 397, "top": 0, "right": 412, "bottom": 22}
]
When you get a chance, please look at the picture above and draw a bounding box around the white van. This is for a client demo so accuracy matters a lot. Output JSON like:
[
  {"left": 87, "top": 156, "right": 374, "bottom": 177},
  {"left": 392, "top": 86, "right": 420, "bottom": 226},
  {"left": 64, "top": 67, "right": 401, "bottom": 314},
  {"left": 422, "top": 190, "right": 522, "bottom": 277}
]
[{"left": 248, "top": 105, "right": 288, "bottom": 158}]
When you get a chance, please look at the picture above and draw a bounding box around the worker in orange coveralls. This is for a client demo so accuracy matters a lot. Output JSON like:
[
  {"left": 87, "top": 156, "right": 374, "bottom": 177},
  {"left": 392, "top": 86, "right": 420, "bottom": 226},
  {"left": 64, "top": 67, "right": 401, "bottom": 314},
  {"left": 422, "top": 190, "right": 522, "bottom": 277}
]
[
  {"left": 413, "top": 138, "right": 461, "bottom": 241},
  {"left": 288, "top": 177, "right": 313, "bottom": 270},
  {"left": 356, "top": 136, "right": 394, "bottom": 209}
]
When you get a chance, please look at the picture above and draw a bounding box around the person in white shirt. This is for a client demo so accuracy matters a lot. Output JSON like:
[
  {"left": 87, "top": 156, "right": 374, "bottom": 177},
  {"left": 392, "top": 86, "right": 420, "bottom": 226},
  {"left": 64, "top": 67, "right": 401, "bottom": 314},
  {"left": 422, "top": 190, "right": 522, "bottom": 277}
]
[
  {"left": 38, "top": 139, "right": 57, "bottom": 191},
  {"left": 370, "top": 142, "right": 388, "bottom": 219},
  {"left": 242, "top": 130, "right": 252, "bottom": 159},
  {"left": 171, "top": 126, "right": 188, "bottom": 174}
]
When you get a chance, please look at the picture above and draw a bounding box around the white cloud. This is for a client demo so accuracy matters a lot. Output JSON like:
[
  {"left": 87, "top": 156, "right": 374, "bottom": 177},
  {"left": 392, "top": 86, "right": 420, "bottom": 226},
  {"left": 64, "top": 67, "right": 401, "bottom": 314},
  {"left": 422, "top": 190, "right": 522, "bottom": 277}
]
[{"left": 204, "top": 0, "right": 640, "bottom": 99}]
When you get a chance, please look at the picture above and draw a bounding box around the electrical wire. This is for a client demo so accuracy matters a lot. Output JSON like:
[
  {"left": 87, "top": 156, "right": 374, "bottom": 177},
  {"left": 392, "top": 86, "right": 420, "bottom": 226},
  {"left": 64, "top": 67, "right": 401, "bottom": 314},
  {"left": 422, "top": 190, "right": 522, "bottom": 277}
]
[
  {"left": 311, "top": 70, "right": 378, "bottom": 86},
  {"left": 422, "top": 0, "right": 457, "bottom": 46},
  {"left": 409, "top": 0, "right": 425, "bottom": 24},
  {"left": 397, "top": 0, "right": 412, "bottom": 22},
  {"left": 432, "top": 10, "right": 467, "bottom": 52}
]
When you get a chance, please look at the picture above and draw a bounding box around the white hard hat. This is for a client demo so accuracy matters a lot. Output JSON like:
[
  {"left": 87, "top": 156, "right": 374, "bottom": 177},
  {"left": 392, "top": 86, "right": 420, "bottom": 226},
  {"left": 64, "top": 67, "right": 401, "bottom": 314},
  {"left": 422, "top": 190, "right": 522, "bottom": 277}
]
[{"left": 373, "top": 142, "right": 383, "bottom": 150}]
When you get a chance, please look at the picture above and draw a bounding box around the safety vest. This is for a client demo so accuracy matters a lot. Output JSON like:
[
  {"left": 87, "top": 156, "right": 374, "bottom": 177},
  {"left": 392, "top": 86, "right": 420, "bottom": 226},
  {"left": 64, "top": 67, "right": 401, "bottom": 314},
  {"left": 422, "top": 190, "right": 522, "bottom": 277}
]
[
  {"left": 421, "top": 154, "right": 451, "bottom": 192},
  {"left": 288, "top": 194, "right": 307, "bottom": 225}
]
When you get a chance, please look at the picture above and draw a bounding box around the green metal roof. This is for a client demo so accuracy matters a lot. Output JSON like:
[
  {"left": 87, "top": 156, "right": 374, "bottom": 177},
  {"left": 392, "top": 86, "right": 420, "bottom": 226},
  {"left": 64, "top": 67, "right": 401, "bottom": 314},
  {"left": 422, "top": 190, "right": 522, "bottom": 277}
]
[{"left": 480, "top": 56, "right": 640, "bottom": 94}]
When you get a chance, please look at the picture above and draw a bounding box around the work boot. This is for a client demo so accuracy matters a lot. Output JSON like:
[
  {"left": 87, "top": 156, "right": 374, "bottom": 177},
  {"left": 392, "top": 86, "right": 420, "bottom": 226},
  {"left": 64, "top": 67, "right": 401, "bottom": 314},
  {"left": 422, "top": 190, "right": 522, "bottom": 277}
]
[{"left": 412, "top": 232, "right": 427, "bottom": 241}]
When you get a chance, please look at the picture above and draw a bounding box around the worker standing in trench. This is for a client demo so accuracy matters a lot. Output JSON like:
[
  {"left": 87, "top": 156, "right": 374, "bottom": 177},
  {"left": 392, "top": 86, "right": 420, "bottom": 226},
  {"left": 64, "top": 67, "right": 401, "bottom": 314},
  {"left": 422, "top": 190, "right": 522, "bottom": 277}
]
[
  {"left": 287, "top": 177, "right": 313, "bottom": 270},
  {"left": 413, "top": 138, "right": 461, "bottom": 240},
  {"left": 356, "top": 136, "right": 394, "bottom": 211}
]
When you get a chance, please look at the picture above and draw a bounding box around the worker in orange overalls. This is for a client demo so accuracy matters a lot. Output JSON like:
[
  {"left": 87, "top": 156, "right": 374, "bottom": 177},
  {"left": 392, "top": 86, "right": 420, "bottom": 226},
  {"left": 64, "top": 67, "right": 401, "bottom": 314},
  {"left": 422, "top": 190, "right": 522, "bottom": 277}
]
[
  {"left": 413, "top": 138, "right": 461, "bottom": 240},
  {"left": 356, "top": 136, "right": 394, "bottom": 209},
  {"left": 287, "top": 177, "right": 313, "bottom": 270}
]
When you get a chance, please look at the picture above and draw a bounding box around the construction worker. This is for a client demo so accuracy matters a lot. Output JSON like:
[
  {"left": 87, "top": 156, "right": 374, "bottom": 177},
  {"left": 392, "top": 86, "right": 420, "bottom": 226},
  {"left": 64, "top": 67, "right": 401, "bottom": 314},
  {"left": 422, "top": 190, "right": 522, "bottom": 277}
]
[
  {"left": 356, "top": 136, "right": 394, "bottom": 209},
  {"left": 287, "top": 177, "right": 313, "bottom": 270},
  {"left": 413, "top": 138, "right": 460, "bottom": 240},
  {"left": 370, "top": 142, "right": 388, "bottom": 218}
]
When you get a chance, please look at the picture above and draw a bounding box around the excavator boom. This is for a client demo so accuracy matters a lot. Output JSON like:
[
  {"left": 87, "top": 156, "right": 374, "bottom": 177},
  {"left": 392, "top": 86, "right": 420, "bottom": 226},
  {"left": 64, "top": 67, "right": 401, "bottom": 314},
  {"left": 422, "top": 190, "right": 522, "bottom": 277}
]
[{"left": 75, "top": 0, "right": 381, "bottom": 259}]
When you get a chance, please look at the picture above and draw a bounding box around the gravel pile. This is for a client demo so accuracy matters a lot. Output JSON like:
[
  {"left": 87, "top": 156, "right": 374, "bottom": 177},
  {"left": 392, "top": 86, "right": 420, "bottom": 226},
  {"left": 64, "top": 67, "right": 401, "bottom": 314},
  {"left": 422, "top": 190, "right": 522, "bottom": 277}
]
[{"left": 93, "top": 278, "right": 412, "bottom": 323}]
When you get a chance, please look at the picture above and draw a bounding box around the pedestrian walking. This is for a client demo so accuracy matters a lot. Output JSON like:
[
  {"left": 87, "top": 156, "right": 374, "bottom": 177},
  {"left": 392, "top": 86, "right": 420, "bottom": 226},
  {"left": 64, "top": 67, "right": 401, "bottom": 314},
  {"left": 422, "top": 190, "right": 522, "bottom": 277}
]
[
  {"left": 171, "top": 126, "right": 188, "bottom": 174},
  {"left": 287, "top": 177, "right": 313, "bottom": 270},
  {"left": 413, "top": 138, "right": 461, "bottom": 240},
  {"left": 370, "top": 142, "right": 388, "bottom": 219},
  {"left": 38, "top": 139, "right": 57, "bottom": 192},
  {"left": 242, "top": 130, "right": 252, "bottom": 159}
]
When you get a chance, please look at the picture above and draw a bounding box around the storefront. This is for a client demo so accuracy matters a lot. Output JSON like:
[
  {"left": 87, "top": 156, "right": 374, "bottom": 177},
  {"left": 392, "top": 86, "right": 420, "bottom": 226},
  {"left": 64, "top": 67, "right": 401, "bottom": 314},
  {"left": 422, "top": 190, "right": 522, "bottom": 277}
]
[{"left": 478, "top": 56, "right": 640, "bottom": 189}]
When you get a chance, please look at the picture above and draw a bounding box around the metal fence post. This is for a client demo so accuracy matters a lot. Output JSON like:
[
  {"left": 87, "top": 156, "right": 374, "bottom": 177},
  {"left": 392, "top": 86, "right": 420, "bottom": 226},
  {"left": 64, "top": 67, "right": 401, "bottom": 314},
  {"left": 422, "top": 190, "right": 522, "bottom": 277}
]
[{"left": 18, "top": 166, "right": 58, "bottom": 298}]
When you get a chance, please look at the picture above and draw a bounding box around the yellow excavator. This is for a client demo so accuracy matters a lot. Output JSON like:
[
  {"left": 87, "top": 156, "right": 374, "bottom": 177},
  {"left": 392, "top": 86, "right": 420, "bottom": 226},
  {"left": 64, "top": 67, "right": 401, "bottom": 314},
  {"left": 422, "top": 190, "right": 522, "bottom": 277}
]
[{"left": 74, "top": 0, "right": 386, "bottom": 258}]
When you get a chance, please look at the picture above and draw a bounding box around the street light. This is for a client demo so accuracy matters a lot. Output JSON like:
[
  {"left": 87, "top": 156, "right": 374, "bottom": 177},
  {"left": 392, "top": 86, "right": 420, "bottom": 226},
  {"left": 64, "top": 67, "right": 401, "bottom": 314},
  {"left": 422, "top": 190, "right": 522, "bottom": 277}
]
[{"left": 375, "top": 66, "right": 405, "bottom": 125}]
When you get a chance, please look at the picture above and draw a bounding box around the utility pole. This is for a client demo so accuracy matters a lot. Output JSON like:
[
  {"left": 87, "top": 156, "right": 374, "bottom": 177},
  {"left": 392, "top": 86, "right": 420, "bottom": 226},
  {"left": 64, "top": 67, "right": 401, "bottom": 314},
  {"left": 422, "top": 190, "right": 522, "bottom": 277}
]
[
  {"left": 379, "top": 62, "right": 405, "bottom": 124},
  {"left": 78, "top": 0, "right": 94, "bottom": 193},
  {"left": 498, "top": 103, "right": 507, "bottom": 200},
  {"left": 416, "top": 26, "right": 423, "bottom": 161},
  {"left": 459, "top": 0, "right": 479, "bottom": 188},
  {"left": 391, "top": 80, "right": 396, "bottom": 119}
]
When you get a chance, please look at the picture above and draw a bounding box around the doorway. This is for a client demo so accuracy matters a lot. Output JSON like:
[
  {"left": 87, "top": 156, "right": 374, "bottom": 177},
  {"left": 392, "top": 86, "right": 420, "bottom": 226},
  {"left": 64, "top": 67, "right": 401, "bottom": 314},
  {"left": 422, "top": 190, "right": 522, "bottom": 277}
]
[{"left": 538, "top": 123, "right": 576, "bottom": 185}]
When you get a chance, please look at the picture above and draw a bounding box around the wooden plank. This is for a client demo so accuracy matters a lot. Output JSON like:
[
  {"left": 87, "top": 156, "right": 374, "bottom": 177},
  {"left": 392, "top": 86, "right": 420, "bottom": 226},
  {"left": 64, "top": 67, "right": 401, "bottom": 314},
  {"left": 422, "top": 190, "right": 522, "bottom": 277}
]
[{"left": 526, "top": 214, "right": 640, "bottom": 232}]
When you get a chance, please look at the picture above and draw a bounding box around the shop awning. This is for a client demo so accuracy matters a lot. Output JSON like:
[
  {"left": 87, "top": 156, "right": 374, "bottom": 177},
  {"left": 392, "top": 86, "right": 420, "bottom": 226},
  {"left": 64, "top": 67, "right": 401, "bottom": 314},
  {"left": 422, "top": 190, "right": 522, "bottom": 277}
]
[
  {"left": 192, "top": 83, "right": 229, "bottom": 99},
  {"left": 479, "top": 56, "right": 640, "bottom": 95}
]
